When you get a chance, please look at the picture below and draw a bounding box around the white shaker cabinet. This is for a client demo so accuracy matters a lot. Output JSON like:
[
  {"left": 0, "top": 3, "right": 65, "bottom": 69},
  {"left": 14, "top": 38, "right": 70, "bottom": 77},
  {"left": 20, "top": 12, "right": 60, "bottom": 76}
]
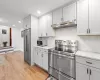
[
  {"left": 34, "top": 47, "right": 42, "bottom": 67},
  {"left": 52, "top": 8, "right": 63, "bottom": 24},
  {"left": 77, "top": 0, "right": 100, "bottom": 35},
  {"left": 42, "top": 49, "right": 48, "bottom": 71},
  {"left": 76, "top": 56, "right": 100, "bottom": 80},
  {"left": 76, "top": 63, "right": 89, "bottom": 80},
  {"left": 33, "top": 47, "right": 49, "bottom": 71},
  {"left": 33, "top": 47, "right": 38, "bottom": 64},
  {"left": 38, "top": 48, "right": 43, "bottom": 67},
  {"left": 38, "top": 16, "right": 47, "bottom": 37},
  {"left": 77, "top": 0, "right": 89, "bottom": 35},
  {"left": 46, "top": 13, "right": 55, "bottom": 36},
  {"left": 38, "top": 13, "right": 55, "bottom": 37},
  {"left": 23, "top": 15, "right": 31, "bottom": 29},
  {"left": 63, "top": 2, "right": 76, "bottom": 23},
  {"left": 90, "top": 67, "right": 100, "bottom": 80},
  {"left": 89, "top": 0, "right": 100, "bottom": 35}
]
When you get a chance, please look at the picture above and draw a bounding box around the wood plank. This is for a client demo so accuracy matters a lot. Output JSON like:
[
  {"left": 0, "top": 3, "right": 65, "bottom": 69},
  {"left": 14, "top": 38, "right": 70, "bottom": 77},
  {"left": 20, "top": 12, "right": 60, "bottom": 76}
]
[{"left": 0, "top": 51, "right": 49, "bottom": 80}]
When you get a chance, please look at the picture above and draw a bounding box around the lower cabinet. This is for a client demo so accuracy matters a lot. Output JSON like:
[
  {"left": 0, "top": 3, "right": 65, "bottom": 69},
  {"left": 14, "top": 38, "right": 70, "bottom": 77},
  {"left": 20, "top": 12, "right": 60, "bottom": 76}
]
[
  {"left": 76, "top": 56, "right": 100, "bottom": 80},
  {"left": 76, "top": 63, "right": 89, "bottom": 80},
  {"left": 42, "top": 50, "right": 48, "bottom": 71},
  {"left": 33, "top": 47, "right": 48, "bottom": 71}
]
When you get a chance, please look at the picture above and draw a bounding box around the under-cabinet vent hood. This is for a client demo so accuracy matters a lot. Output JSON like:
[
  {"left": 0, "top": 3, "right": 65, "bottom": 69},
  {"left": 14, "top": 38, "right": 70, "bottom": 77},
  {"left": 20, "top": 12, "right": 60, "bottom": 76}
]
[{"left": 51, "top": 21, "right": 77, "bottom": 29}]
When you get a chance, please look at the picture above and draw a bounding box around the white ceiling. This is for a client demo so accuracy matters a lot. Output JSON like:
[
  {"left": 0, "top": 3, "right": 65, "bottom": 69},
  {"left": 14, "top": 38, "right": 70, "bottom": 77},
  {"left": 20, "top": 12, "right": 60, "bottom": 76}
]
[{"left": 0, "top": 0, "right": 74, "bottom": 28}]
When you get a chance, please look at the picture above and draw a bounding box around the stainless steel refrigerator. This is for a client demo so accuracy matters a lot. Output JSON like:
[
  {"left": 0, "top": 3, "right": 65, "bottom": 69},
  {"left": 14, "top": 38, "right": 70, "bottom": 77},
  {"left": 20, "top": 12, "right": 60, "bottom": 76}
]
[{"left": 24, "top": 28, "right": 31, "bottom": 65}]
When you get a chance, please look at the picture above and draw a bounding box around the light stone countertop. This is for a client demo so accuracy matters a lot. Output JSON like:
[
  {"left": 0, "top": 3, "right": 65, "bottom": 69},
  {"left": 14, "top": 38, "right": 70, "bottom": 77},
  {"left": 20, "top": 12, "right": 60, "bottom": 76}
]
[
  {"left": 76, "top": 51, "right": 100, "bottom": 61},
  {"left": 33, "top": 45, "right": 54, "bottom": 50}
]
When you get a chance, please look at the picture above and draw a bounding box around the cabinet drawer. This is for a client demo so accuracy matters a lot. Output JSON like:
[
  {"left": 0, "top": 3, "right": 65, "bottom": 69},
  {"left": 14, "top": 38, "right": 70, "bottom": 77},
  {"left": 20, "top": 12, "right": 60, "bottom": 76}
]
[
  {"left": 76, "top": 56, "right": 100, "bottom": 69},
  {"left": 43, "top": 49, "right": 48, "bottom": 54}
]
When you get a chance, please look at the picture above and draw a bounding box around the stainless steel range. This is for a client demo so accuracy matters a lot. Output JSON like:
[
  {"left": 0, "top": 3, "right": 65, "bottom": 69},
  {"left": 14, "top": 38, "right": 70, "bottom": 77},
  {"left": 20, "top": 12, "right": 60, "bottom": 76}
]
[{"left": 48, "top": 40, "right": 78, "bottom": 80}]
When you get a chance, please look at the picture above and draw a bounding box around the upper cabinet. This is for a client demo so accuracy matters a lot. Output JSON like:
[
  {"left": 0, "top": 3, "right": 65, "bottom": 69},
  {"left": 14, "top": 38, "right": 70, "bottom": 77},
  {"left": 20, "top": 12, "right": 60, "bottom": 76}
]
[
  {"left": 38, "top": 15, "right": 47, "bottom": 37},
  {"left": 77, "top": 0, "right": 100, "bottom": 35},
  {"left": 77, "top": 0, "right": 89, "bottom": 35},
  {"left": 52, "top": 8, "right": 63, "bottom": 24},
  {"left": 63, "top": 2, "right": 76, "bottom": 23},
  {"left": 38, "top": 13, "right": 55, "bottom": 37},
  {"left": 46, "top": 13, "right": 55, "bottom": 36},
  {"left": 89, "top": 0, "right": 100, "bottom": 35},
  {"left": 23, "top": 15, "right": 31, "bottom": 29}
]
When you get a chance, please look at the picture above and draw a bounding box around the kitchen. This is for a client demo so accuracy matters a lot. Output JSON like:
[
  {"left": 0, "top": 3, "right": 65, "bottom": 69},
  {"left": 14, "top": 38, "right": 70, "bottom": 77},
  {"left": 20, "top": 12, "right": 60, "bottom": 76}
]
[
  {"left": 23, "top": 0, "right": 100, "bottom": 80},
  {"left": 0, "top": 0, "right": 100, "bottom": 80}
]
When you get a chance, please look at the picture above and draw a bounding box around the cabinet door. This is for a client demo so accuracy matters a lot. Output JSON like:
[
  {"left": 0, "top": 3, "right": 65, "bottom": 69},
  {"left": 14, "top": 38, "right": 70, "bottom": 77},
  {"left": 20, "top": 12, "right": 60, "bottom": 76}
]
[
  {"left": 37, "top": 48, "right": 43, "bottom": 67},
  {"left": 77, "top": 0, "right": 89, "bottom": 35},
  {"left": 63, "top": 2, "right": 76, "bottom": 23},
  {"left": 23, "top": 15, "right": 31, "bottom": 29},
  {"left": 46, "top": 13, "right": 55, "bottom": 36},
  {"left": 42, "top": 49, "right": 48, "bottom": 71},
  {"left": 90, "top": 67, "right": 100, "bottom": 80},
  {"left": 38, "top": 16, "right": 47, "bottom": 37},
  {"left": 76, "top": 62, "right": 89, "bottom": 80},
  {"left": 34, "top": 47, "right": 38, "bottom": 64},
  {"left": 89, "top": 0, "right": 100, "bottom": 35},
  {"left": 53, "top": 8, "right": 62, "bottom": 24}
]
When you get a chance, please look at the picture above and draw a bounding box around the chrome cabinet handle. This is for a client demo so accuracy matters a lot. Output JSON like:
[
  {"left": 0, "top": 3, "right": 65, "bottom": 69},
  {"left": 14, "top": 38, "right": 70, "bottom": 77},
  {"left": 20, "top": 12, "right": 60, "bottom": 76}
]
[
  {"left": 90, "top": 69, "right": 92, "bottom": 75},
  {"left": 86, "top": 61, "right": 92, "bottom": 64},
  {"left": 87, "top": 68, "right": 89, "bottom": 74},
  {"left": 87, "top": 29, "right": 88, "bottom": 33},
  {"left": 46, "top": 33, "right": 47, "bottom": 36},
  {"left": 41, "top": 54, "right": 43, "bottom": 57},
  {"left": 89, "top": 28, "right": 90, "bottom": 33}
]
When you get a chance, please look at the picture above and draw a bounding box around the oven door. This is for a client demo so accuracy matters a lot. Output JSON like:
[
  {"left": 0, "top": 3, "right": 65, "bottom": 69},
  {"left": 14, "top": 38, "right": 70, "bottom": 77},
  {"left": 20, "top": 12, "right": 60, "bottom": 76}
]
[
  {"left": 49, "top": 52, "right": 75, "bottom": 78},
  {"left": 49, "top": 67, "right": 75, "bottom": 80}
]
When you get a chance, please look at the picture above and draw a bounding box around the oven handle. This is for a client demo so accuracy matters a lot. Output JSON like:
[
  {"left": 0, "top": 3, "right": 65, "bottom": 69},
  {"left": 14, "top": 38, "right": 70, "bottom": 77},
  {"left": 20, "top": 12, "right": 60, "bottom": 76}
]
[
  {"left": 51, "top": 52, "right": 74, "bottom": 59},
  {"left": 56, "top": 71, "right": 73, "bottom": 80}
]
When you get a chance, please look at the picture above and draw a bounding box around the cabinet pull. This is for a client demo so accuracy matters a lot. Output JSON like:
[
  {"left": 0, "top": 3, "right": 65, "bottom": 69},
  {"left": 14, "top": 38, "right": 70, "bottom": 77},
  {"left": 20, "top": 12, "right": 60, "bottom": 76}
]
[
  {"left": 46, "top": 33, "right": 47, "bottom": 36},
  {"left": 61, "top": 18, "right": 63, "bottom": 21},
  {"left": 87, "top": 68, "right": 88, "bottom": 74},
  {"left": 90, "top": 69, "right": 92, "bottom": 75},
  {"left": 87, "top": 29, "right": 88, "bottom": 33},
  {"left": 41, "top": 54, "right": 43, "bottom": 57},
  {"left": 86, "top": 61, "right": 92, "bottom": 64},
  {"left": 89, "top": 28, "right": 90, "bottom": 33}
]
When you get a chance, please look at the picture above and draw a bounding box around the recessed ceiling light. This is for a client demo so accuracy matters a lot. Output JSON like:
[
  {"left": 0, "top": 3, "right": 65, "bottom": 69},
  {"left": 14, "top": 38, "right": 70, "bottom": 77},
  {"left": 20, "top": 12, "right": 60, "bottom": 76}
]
[
  {"left": 18, "top": 21, "right": 21, "bottom": 23},
  {"left": 37, "top": 10, "right": 41, "bottom": 14},
  {"left": 12, "top": 25, "right": 15, "bottom": 27}
]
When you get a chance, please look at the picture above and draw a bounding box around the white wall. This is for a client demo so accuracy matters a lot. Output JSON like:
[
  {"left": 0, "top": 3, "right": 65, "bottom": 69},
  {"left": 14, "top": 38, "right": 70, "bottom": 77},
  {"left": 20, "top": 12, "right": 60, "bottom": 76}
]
[
  {"left": 12, "top": 27, "right": 24, "bottom": 51},
  {"left": 0, "top": 25, "right": 10, "bottom": 47},
  {"left": 55, "top": 27, "right": 100, "bottom": 53}
]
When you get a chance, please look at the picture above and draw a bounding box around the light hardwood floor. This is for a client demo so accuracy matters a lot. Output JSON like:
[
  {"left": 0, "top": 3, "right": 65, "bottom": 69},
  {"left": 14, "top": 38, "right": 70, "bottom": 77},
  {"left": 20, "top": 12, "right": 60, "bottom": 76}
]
[{"left": 0, "top": 51, "right": 49, "bottom": 80}]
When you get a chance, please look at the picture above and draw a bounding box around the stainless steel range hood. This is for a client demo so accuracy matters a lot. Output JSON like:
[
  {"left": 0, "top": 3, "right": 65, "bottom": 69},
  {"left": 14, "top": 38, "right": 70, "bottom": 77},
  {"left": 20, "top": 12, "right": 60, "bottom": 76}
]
[{"left": 51, "top": 21, "right": 77, "bottom": 29}]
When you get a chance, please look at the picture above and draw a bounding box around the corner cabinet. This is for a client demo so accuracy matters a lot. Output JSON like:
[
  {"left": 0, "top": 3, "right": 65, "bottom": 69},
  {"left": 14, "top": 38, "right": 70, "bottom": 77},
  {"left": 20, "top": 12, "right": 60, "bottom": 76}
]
[
  {"left": 77, "top": 0, "right": 100, "bottom": 35},
  {"left": 38, "top": 13, "right": 55, "bottom": 37},
  {"left": 76, "top": 56, "right": 100, "bottom": 80}
]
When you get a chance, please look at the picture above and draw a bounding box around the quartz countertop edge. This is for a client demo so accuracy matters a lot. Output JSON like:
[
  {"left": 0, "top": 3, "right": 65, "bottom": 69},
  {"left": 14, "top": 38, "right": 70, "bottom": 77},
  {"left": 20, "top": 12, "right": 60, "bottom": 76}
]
[
  {"left": 76, "top": 51, "right": 100, "bottom": 61},
  {"left": 33, "top": 45, "right": 54, "bottom": 49}
]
